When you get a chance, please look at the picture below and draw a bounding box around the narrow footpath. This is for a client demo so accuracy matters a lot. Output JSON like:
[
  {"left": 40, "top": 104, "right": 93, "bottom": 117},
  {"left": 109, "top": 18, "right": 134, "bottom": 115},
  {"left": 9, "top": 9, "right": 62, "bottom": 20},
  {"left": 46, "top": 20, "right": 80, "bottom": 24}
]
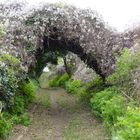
[{"left": 7, "top": 88, "right": 106, "bottom": 140}]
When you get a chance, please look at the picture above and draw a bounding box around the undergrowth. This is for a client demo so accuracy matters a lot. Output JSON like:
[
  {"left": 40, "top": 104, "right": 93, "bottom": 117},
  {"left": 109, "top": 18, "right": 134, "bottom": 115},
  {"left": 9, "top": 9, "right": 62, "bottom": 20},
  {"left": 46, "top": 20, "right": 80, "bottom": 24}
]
[
  {"left": 0, "top": 28, "right": 38, "bottom": 138},
  {"left": 90, "top": 49, "right": 140, "bottom": 139},
  {"left": 48, "top": 48, "right": 140, "bottom": 140},
  {"left": 0, "top": 69, "right": 38, "bottom": 138},
  {"left": 0, "top": 78, "right": 37, "bottom": 138},
  {"left": 48, "top": 73, "right": 70, "bottom": 87}
]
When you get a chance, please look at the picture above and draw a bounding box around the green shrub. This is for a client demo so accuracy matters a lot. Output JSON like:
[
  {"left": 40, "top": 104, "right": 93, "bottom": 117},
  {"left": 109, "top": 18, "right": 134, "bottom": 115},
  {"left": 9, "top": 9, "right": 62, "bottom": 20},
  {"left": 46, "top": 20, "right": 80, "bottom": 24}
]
[
  {"left": 76, "top": 76, "right": 104, "bottom": 104},
  {"left": 0, "top": 54, "right": 21, "bottom": 68},
  {"left": 89, "top": 49, "right": 140, "bottom": 139},
  {"left": 0, "top": 78, "right": 36, "bottom": 138},
  {"left": 85, "top": 76, "right": 104, "bottom": 92},
  {"left": 90, "top": 86, "right": 126, "bottom": 136},
  {"left": 0, "top": 113, "right": 13, "bottom": 138},
  {"left": 31, "top": 79, "right": 40, "bottom": 89},
  {"left": 107, "top": 49, "right": 140, "bottom": 95},
  {"left": 13, "top": 113, "right": 31, "bottom": 126},
  {"left": 65, "top": 79, "right": 83, "bottom": 94},
  {"left": 20, "top": 79, "right": 37, "bottom": 105},
  {"left": 48, "top": 76, "right": 61, "bottom": 87},
  {"left": 10, "top": 94, "right": 25, "bottom": 115},
  {"left": 0, "top": 66, "right": 17, "bottom": 109},
  {"left": 0, "top": 54, "right": 23, "bottom": 110},
  {"left": 0, "top": 112, "right": 31, "bottom": 138},
  {"left": 102, "top": 95, "right": 126, "bottom": 132},
  {"left": 108, "top": 49, "right": 140, "bottom": 82},
  {"left": 114, "top": 106, "right": 140, "bottom": 140},
  {"left": 49, "top": 75, "right": 82, "bottom": 93},
  {"left": 90, "top": 87, "right": 117, "bottom": 117},
  {"left": 48, "top": 73, "right": 70, "bottom": 87},
  {"left": 57, "top": 73, "right": 70, "bottom": 87}
]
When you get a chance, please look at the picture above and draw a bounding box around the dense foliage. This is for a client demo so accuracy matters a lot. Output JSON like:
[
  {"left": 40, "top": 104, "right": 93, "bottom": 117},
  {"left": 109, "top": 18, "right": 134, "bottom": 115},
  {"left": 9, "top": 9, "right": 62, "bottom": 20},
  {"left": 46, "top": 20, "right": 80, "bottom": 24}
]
[
  {"left": 0, "top": 77, "right": 37, "bottom": 138},
  {"left": 114, "top": 106, "right": 140, "bottom": 139},
  {"left": 0, "top": 30, "right": 38, "bottom": 138},
  {"left": 1, "top": 1, "right": 140, "bottom": 139},
  {"left": 0, "top": 53, "right": 25, "bottom": 109},
  {"left": 49, "top": 73, "right": 70, "bottom": 87},
  {"left": 90, "top": 49, "right": 140, "bottom": 139},
  {"left": 65, "top": 80, "right": 83, "bottom": 94},
  {"left": 0, "top": 1, "right": 136, "bottom": 80},
  {"left": 48, "top": 49, "right": 140, "bottom": 139}
]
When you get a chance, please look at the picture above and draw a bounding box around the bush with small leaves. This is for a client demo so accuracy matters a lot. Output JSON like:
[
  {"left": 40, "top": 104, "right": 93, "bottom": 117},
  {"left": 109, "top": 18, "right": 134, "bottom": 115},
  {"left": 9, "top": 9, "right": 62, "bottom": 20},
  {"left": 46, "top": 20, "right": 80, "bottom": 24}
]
[
  {"left": 0, "top": 113, "right": 13, "bottom": 138},
  {"left": 19, "top": 79, "right": 37, "bottom": 105},
  {"left": 90, "top": 87, "right": 118, "bottom": 117},
  {"left": 10, "top": 93, "right": 25, "bottom": 115},
  {"left": 107, "top": 49, "right": 140, "bottom": 96},
  {"left": 48, "top": 73, "right": 70, "bottom": 87},
  {"left": 0, "top": 54, "right": 25, "bottom": 110},
  {"left": 76, "top": 76, "right": 104, "bottom": 104},
  {"left": 113, "top": 106, "right": 140, "bottom": 140},
  {"left": 57, "top": 73, "right": 70, "bottom": 87},
  {"left": 65, "top": 79, "right": 83, "bottom": 94},
  {"left": 101, "top": 95, "right": 126, "bottom": 134},
  {"left": 48, "top": 76, "right": 61, "bottom": 87},
  {"left": 13, "top": 113, "right": 31, "bottom": 126}
]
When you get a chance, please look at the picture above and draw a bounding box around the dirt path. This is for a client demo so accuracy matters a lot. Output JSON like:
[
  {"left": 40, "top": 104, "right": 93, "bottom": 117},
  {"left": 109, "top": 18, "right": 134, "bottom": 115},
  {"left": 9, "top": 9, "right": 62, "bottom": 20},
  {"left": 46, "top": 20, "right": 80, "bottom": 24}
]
[{"left": 7, "top": 88, "right": 107, "bottom": 140}]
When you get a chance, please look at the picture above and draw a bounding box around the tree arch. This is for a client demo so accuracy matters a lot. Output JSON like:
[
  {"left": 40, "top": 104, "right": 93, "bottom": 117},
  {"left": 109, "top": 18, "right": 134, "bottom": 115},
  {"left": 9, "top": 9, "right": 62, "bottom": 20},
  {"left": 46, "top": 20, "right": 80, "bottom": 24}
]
[{"left": 1, "top": 3, "right": 134, "bottom": 80}]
